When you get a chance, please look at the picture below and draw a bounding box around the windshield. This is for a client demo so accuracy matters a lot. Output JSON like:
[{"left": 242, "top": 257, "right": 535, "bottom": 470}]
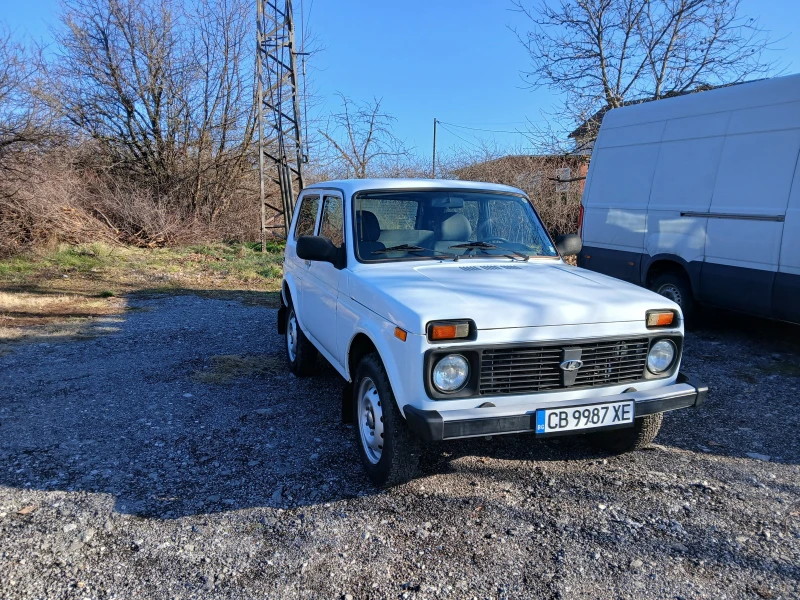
[{"left": 353, "top": 190, "right": 558, "bottom": 262}]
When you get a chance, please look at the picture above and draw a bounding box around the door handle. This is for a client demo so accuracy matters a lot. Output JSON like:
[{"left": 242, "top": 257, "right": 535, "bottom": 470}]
[{"left": 304, "top": 260, "right": 311, "bottom": 267}]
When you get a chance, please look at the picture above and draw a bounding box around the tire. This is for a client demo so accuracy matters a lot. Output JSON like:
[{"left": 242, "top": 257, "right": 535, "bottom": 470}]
[
  {"left": 284, "top": 304, "right": 318, "bottom": 377},
  {"left": 588, "top": 413, "right": 663, "bottom": 453},
  {"left": 649, "top": 271, "right": 696, "bottom": 324},
  {"left": 353, "top": 353, "right": 421, "bottom": 487}
]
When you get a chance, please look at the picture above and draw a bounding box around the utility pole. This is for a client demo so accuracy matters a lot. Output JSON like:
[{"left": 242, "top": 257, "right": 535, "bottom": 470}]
[
  {"left": 431, "top": 118, "right": 437, "bottom": 178},
  {"left": 256, "top": 0, "right": 306, "bottom": 247}
]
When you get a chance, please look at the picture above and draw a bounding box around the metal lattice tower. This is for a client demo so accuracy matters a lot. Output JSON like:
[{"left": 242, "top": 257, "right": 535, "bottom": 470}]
[{"left": 256, "top": 0, "right": 305, "bottom": 243}]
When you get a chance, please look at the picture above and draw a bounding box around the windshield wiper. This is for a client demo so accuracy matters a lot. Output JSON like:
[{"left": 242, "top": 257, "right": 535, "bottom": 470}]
[
  {"left": 372, "top": 244, "right": 458, "bottom": 260},
  {"left": 449, "top": 241, "right": 530, "bottom": 261},
  {"left": 449, "top": 241, "right": 498, "bottom": 250}
]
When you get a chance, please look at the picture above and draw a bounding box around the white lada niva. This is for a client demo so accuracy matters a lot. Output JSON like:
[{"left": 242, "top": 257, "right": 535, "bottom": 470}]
[{"left": 278, "top": 179, "right": 707, "bottom": 486}]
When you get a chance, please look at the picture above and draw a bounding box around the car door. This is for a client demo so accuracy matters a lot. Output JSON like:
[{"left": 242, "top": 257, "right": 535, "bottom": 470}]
[
  {"left": 302, "top": 191, "right": 346, "bottom": 364},
  {"left": 285, "top": 192, "right": 321, "bottom": 326}
]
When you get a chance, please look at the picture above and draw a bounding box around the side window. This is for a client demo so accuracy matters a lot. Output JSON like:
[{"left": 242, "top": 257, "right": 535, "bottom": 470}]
[
  {"left": 293, "top": 195, "right": 320, "bottom": 240},
  {"left": 319, "top": 195, "right": 344, "bottom": 248}
]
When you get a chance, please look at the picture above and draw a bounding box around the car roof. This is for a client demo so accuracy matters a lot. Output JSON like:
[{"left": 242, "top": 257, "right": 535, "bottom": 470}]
[{"left": 303, "top": 178, "right": 526, "bottom": 197}]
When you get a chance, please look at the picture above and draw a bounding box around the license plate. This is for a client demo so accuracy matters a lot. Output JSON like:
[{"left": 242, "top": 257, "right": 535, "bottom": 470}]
[{"left": 535, "top": 401, "right": 634, "bottom": 434}]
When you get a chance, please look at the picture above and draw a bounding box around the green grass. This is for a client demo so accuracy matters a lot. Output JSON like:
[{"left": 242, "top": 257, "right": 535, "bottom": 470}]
[
  {"left": 0, "top": 241, "right": 286, "bottom": 292},
  {"left": 0, "top": 257, "right": 37, "bottom": 276}
]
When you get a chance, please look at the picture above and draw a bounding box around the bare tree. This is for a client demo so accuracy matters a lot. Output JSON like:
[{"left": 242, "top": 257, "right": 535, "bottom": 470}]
[
  {"left": 317, "top": 94, "right": 410, "bottom": 179},
  {"left": 186, "top": 0, "right": 257, "bottom": 221},
  {"left": 43, "top": 0, "right": 256, "bottom": 225},
  {"left": 512, "top": 0, "right": 780, "bottom": 152},
  {"left": 0, "top": 29, "right": 53, "bottom": 177},
  {"left": 441, "top": 147, "right": 587, "bottom": 236}
]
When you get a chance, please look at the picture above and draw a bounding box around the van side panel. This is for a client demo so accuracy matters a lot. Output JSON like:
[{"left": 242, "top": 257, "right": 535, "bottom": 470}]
[
  {"left": 579, "top": 123, "right": 662, "bottom": 283},
  {"left": 645, "top": 135, "right": 724, "bottom": 266}
]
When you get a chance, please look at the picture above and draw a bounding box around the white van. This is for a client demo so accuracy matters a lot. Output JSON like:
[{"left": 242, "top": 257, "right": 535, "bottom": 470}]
[{"left": 578, "top": 74, "right": 800, "bottom": 324}]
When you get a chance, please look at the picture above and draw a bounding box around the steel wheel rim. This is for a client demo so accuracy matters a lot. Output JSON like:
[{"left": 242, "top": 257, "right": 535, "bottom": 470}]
[
  {"left": 658, "top": 283, "right": 682, "bottom": 306},
  {"left": 287, "top": 310, "right": 298, "bottom": 362},
  {"left": 357, "top": 377, "right": 384, "bottom": 464}
]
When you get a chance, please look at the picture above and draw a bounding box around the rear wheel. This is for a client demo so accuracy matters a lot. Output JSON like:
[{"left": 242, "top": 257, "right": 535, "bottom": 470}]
[
  {"left": 353, "top": 353, "right": 420, "bottom": 487},
  {"left": 588, "top": 413, "right": 663, "bottom": 453},
  {"left": 650, "top": 272, "right": 695, "bottom": 324},
  {"left": 285, "top": 305, "right": 318, "bottom": 376}
]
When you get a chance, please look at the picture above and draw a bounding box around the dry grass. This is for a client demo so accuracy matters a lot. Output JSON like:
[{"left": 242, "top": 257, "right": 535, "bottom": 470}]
[
  {"left": 0, "top": 241, "right": 284, "bottom": 344},
  {"left": 0, "top": 290, "right": 125, "bottom": 327},
  {"left": 193, "top": 354, "right": 284, "bottom": 384}
]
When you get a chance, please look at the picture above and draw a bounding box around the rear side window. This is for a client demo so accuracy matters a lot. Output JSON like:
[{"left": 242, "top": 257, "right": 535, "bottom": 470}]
[
  {"left": 319, "top": 195, "right": 344, "bottom": 248},
  {"left": 293, "top": 195, "right": 320, "bottom": 240}
]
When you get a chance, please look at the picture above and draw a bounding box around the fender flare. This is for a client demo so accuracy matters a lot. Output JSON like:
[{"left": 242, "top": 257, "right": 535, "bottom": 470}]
[
  {"left": 345, "top": 319, "right": 407, "bottom": 414},
  {"left": 642, "top": 253, "right": 701, "bottom": 296},
  {"left": 280, "top": 274, "right": 309, "bottom": 332}
]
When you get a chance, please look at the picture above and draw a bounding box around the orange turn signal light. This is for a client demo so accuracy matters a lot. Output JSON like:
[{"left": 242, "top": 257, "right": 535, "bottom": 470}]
[
  {"left": 428, "top": 321, "right": 470, "bottom": 341},
  {"left": 646, "top": 311, "right": 675, "bottom": 328},
  {"left": 394, "top": 327, "right": 407, "bottom": 342}
]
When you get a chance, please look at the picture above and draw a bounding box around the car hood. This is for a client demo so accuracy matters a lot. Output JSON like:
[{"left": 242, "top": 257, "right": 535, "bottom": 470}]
[{"left": 349, "top": 260, "right": 678, "bottom": 334}]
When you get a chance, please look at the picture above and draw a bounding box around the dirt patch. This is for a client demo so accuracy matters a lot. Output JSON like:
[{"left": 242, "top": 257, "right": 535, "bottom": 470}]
[
  {"left": 194, "top": 354, "right": 285, "bottom": 384},
  {"left": 0, "top": 290, "right": 127, "bottom": 343}
]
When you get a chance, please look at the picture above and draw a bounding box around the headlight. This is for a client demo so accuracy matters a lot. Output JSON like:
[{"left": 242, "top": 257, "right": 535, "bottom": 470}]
[
  {"left": 648, "top": 340, "right": 676, "bottom": 374},
  {"left": 432, "top": 354, "right": 469, "bottom": 392}
]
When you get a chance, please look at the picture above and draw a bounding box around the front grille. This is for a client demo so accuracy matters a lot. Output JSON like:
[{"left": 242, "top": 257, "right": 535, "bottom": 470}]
[{"left": 479, "top": 338, "right": 650, "bottom": 395}]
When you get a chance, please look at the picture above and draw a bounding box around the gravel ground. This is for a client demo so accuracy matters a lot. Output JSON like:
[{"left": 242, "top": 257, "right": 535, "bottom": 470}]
[{"left": 0, "top": 293, "right": 798, "bottom": 599}]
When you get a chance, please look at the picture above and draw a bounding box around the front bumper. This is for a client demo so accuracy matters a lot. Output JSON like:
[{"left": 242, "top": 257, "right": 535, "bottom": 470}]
[{"left": 403, "top": 372, "right": 707, "bottom": 442}]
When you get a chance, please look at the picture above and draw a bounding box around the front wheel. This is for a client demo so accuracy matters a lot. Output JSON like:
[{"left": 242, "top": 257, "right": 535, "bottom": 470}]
[
  {"left": 587, "top": 413, "right": 663, "bottom": 453},
  {"left": 284, "top": 305, "right": 318, "bottom": 376},
  {"left": 353, "top": 353, "right": 420, "bottom": 487},
  {"left": 649, "top": 272, "right": 695, "bottom": 324}
]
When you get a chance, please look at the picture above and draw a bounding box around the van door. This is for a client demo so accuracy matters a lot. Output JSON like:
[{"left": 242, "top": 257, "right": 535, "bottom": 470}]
[
  {"left": 303, "top": 192, "right": 346, "bottom": 365},
  {"left": 701, "top": 116, "right": 800, "bottom": 316},
  {"left": 645, "top": 113, "right": 728, "bottom": 281},
  {"left": 774, "top": 156, "right": 800, "bottom": 323}
]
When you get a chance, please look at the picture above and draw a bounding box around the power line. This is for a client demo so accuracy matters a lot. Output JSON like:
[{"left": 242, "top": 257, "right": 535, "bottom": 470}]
[
  {"left": 437, "top": 121, "right": 531, "bottom": 135},
  {"left": 305, "top": 0, "right": 314, "bottom": 34},
  {"left": 437, "top": 123, "right": 486, "bottom": 150}
]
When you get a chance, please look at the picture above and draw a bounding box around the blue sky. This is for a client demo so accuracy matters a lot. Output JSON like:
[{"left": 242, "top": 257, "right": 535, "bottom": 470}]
[{"left": 5, "top": 0, "right": 800, "bottom": 156}]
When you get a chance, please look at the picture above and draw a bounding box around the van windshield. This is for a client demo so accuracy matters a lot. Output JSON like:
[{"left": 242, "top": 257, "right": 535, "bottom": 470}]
[{"left": 353, "top": 190, "right": 558, "bottom": 262}]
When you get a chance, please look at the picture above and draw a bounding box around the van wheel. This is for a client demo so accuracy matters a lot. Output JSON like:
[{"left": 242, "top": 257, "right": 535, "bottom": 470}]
[
  {"left": 285, "top": 305, "right": 318, "bottom": 376},
  {"left": 353, "top": 353, "right": 420, "bottom": 487},
  {"left": 588, "top": 413, "right": 663, "bottom": 453},
  {"left": 650, "top": 272, "right": 695, "bottom": 323}
]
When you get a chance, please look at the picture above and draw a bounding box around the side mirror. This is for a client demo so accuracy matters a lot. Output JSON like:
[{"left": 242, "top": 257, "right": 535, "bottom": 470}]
[
  {"left": 296, "top": 235, "right": 342, "bottom": 266},
  {"left": 555, "top": 234, "right": 582, "bottom": 257}
]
